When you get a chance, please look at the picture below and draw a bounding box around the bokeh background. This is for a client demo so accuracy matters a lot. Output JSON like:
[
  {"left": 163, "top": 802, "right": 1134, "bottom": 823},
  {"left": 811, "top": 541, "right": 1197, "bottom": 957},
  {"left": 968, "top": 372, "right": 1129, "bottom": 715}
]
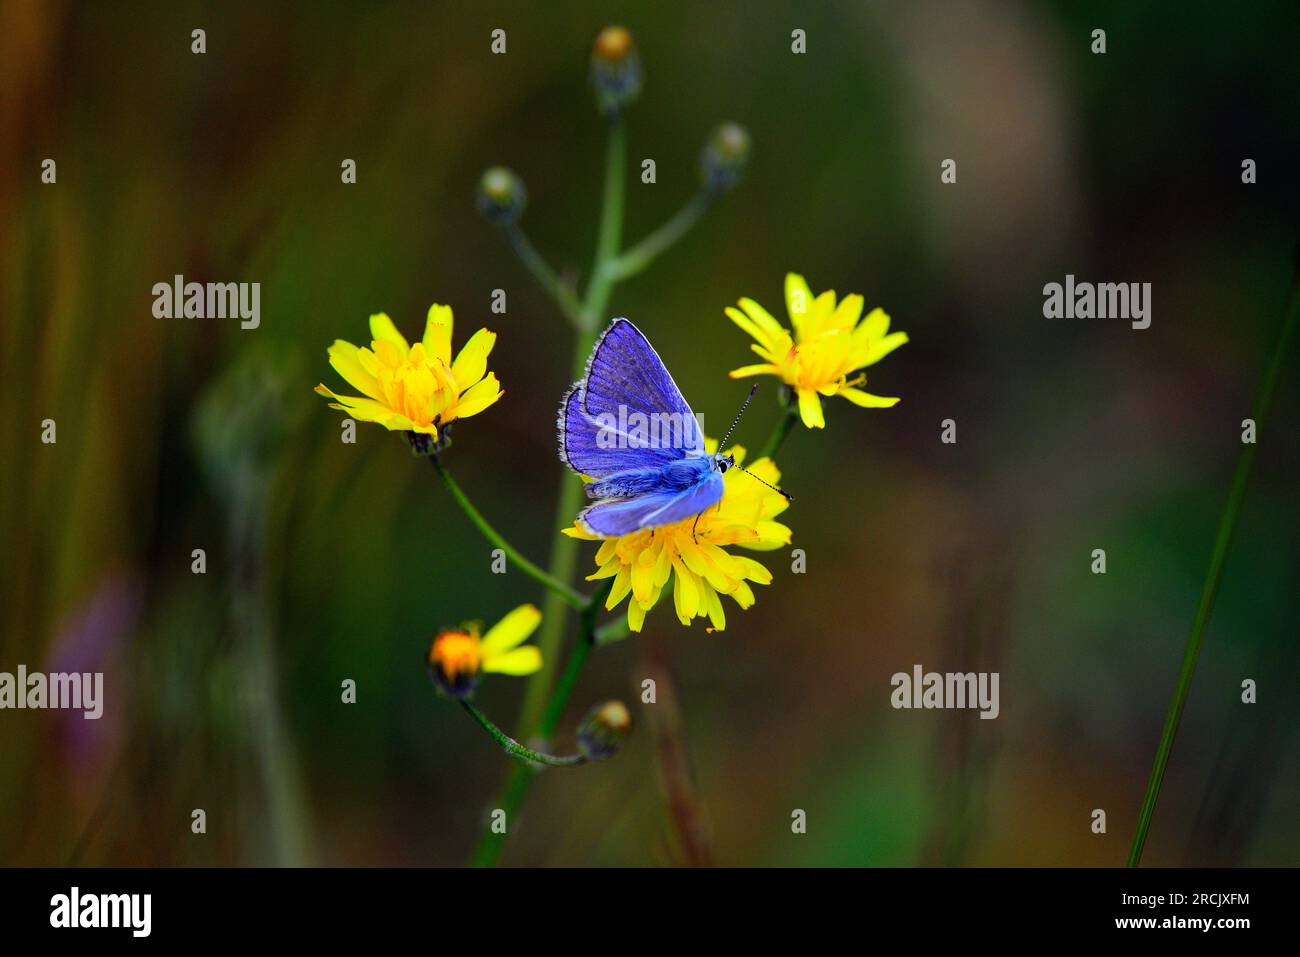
[{"left": 2, "top": 0, "right": 1297, "bottom": 867}]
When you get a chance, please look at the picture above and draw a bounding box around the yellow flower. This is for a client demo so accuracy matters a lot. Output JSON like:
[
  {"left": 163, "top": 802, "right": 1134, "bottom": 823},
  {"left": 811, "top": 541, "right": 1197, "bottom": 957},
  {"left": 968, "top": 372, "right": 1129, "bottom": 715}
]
[
  {"left": 726, "top": 272, "right": 907, "bottom": 429},
  {"left": 426, "top": 604, "right": 543, "bottom": 698},
  {"left": 563, "top": 443, "right": 791, "bottom": 632},
  {"left": 315, "top": 305, "right": 503, "bottom": 441}
]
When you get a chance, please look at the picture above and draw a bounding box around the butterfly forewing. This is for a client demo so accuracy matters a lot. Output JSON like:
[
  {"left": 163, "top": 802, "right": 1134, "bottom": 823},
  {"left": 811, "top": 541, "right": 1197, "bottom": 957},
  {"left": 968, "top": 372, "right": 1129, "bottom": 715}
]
[{"left": 580, "top": 321, "right": 703, "bottom": 457}]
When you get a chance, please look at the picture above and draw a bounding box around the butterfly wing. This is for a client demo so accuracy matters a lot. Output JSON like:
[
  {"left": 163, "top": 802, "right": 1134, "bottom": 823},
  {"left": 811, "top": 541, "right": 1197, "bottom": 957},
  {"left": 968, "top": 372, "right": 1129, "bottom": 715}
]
[
  {"left": 557, "top": 384, "right": 642, "bottom": 477},
  {"left": 557, "top": 319, "right": 704, "bottom": 477},
  {"left": 578, "top": 471, "right": 724, "bottom": 537}
]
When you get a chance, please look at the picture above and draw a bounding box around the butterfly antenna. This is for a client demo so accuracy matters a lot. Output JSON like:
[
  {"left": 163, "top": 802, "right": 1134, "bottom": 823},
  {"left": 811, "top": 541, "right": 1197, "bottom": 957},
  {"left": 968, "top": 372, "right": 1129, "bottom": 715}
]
[
  {"left": 735, "top": 464, "right": 794, "bottom": 502},
  {"left": 718, "top": 384, "right": 794, "bottom": 501},
  {"left": 719, "top": 383, "right": 760, "bottom": 453}
]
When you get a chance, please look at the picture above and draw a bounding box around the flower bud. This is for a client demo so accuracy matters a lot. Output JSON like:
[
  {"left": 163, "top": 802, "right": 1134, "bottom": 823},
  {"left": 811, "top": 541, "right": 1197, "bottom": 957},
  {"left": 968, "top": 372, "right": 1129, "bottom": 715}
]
[
  {"left": 577, "top": 700, "right": 633, "bottom": 760},
  {"left": 589, "top": 26, "right": 642, "bottom": 116},
  {"left": 426, "top": 628, "right": 482, "bottom": 699},
  {"left": 699, "top": 122, "right": 751, "bottom": 193},
  {"left": 476, "top": 166, "right": 527, "bottom": 224}
]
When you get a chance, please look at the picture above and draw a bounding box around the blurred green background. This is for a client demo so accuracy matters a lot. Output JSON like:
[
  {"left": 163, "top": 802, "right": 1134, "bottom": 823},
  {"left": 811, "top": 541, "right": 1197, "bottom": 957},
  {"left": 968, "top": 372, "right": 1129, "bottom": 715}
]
[{"left": 1, "top": 0, "right": 1297, "bottom": 867}]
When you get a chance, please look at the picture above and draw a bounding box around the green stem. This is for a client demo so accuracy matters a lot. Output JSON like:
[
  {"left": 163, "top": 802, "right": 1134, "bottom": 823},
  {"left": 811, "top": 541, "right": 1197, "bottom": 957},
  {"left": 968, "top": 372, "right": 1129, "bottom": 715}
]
[
  {"left": 430, "top": 456, "right": 586, "bottom": 611},
  {"left": 517, "top": 117, "right": 627, "bottom": 738},
  {"left": 469, "top": 119, "right": 631, "bottom": 869},
  {"left": 468, "top": 753, "right": 533, "bottom": 867},
  {"left": 595, "top": 617, "right": 632, "bottom": 646},
  {"left": 1126, "top": 269, "right": 1299, "bottom": 868},
  {"left": 540, "top": 583, "right": 608, "bottom": 736},
  {"left": 460, "top": 701, "right": 586, "bottom": 767},
  {"left": 470, "top": 588, "right": 609, "bottom": 867},
  {"left": 604, "top": 190, "right": 714, "bottom": 282},
  {"left": 582, "top": 117, "right": 628, "bottom": 329},
  {"left": 540, "top": 636, "right": 592, "bottom": 734},
  {"left": 503, "top": 223, "right": 583, "bottom": 327},
  {"left": 758, "top": 405, "right": 799, "bottom": 460}
]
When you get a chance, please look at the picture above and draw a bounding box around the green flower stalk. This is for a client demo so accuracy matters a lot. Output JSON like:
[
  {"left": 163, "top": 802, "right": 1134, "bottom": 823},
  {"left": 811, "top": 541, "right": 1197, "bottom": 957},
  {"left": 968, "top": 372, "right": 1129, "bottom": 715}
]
[{"left": 1126, "top": 263, "right": 1300, "bottom": 867}]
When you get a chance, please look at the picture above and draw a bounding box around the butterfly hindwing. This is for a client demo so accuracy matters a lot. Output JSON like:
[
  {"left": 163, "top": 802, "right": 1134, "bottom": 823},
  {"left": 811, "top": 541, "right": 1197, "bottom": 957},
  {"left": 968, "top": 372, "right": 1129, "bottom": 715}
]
[{"left": 578, "top": 471, "right": 725, "bottom": 537}]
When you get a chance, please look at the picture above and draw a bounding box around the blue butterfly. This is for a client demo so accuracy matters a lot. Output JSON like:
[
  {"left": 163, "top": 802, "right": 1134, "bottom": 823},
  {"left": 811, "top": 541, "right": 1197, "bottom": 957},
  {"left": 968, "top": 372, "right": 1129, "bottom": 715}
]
[{"left": 558, "top": 318, "right": 787, "bottom": 537}]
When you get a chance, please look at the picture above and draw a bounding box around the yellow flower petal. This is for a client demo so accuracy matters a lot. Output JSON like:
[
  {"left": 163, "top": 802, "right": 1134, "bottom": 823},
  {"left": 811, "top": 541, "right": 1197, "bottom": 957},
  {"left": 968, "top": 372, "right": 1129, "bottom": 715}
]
[
  {"left": 654, "top": 543, "right": 673, "bottom": 588},
  {"left": 372, "top": 338, "right": 405, "bottom": 368},
  {"left": 314, "top": 384, "right": 415, "bottom": 430},
  {"left": 356, "top": 347, "right": 380, "bottom": 377},
  {"left": 704, "top": 588, "right": 726, "bottom": 630},
  {"left": 860, "top": 306, "right": 890, "bottom": 339},
  {"left": 735, "top": 555, "right": 774, "bottom": 584},
  {"left": 586, "top": 560, "right": 619, "bottom": 581},
  {"left": 728, "top": 363, "right": 778, "bottom": 379},
  {"left": 726, "top": 305, "right": 784, "bottom": 355},
  {"left": 796, "top": 389, "right": 825, "bottom": 428},
  {"left": 676, "top": 538, "right": 711, "bottom": 578},
  {"left": 481, "top": 646, "right": 542, "bottom": 675},
  {"left": 627, "top": 600, "right": 648, "bottom": 633},
  {"left": 746, "top": 521, "right": 792, "bottom": 549},
  {"left": 737, "top": 298, "right": 787, "bottom": 338},
  {"left": 606, "top": 565, "right": 633, "bottom": 609},
  {"left": 479, "top": 603, "right": 542, "bottom": 657},
  {"left": 450, "top": 328, "right": 496, "bottom": 391},
  {"left": 453, "top": 373, "right": 503, "bottom": 419},
  {"left": 784, "top": 273, "right": 814, "bottom": 328},
  {"left": 631, "top": 547, "right": 658, "bottom": 604},
  {"left": 839, "top": 386, "right": 899, "bottom": 408},
  {"left": 831, "top": 293, "right": 864, "bottom": 332},
  {"left": 855, "top": 330, "right": 909, "bottom": 368},
  {"left": 423, "top": 304, "right": 454, "bottom": 364},
  {"left": 671, "top": 556, "right": 699, "bottom": 622},
  {"left": 327, "top": 340, "right": 382, "bottom": 399},
  {"left": 812, "top": 288, "right": 837, "bottom": 322},
  {"left": 595, "top": 538, "right": 619, "bottom": 564},
  {"left": 369, "top": 312, "right": 409, "bottom": 353}
]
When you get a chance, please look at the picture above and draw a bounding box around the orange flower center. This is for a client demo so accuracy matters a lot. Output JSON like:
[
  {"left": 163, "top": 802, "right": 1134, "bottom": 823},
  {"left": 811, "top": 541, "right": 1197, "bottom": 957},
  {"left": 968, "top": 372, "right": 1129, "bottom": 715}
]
[
  {"left": 429, "top": 630, "right": 481, "bottom": 680},
  {"left": 368, "top": 340, "right": 456, "bottom": 427}
]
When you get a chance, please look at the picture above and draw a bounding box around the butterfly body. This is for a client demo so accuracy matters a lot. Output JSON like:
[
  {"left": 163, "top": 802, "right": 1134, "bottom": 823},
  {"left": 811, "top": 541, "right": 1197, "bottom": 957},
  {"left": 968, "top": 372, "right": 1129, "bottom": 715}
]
[
  {"left": 558, "top": 319, "right": 731, "bottom": 537},
  {"left": 585, "top": 453, "right": 733, "bottom": 499}
]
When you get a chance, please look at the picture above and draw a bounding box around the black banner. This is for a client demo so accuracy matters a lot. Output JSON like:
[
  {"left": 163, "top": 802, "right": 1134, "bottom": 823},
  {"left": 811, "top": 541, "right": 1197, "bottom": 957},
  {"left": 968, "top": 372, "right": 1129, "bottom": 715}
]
[{"left": 0, "top": 867, "right": 1282, "bottom": 943}]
